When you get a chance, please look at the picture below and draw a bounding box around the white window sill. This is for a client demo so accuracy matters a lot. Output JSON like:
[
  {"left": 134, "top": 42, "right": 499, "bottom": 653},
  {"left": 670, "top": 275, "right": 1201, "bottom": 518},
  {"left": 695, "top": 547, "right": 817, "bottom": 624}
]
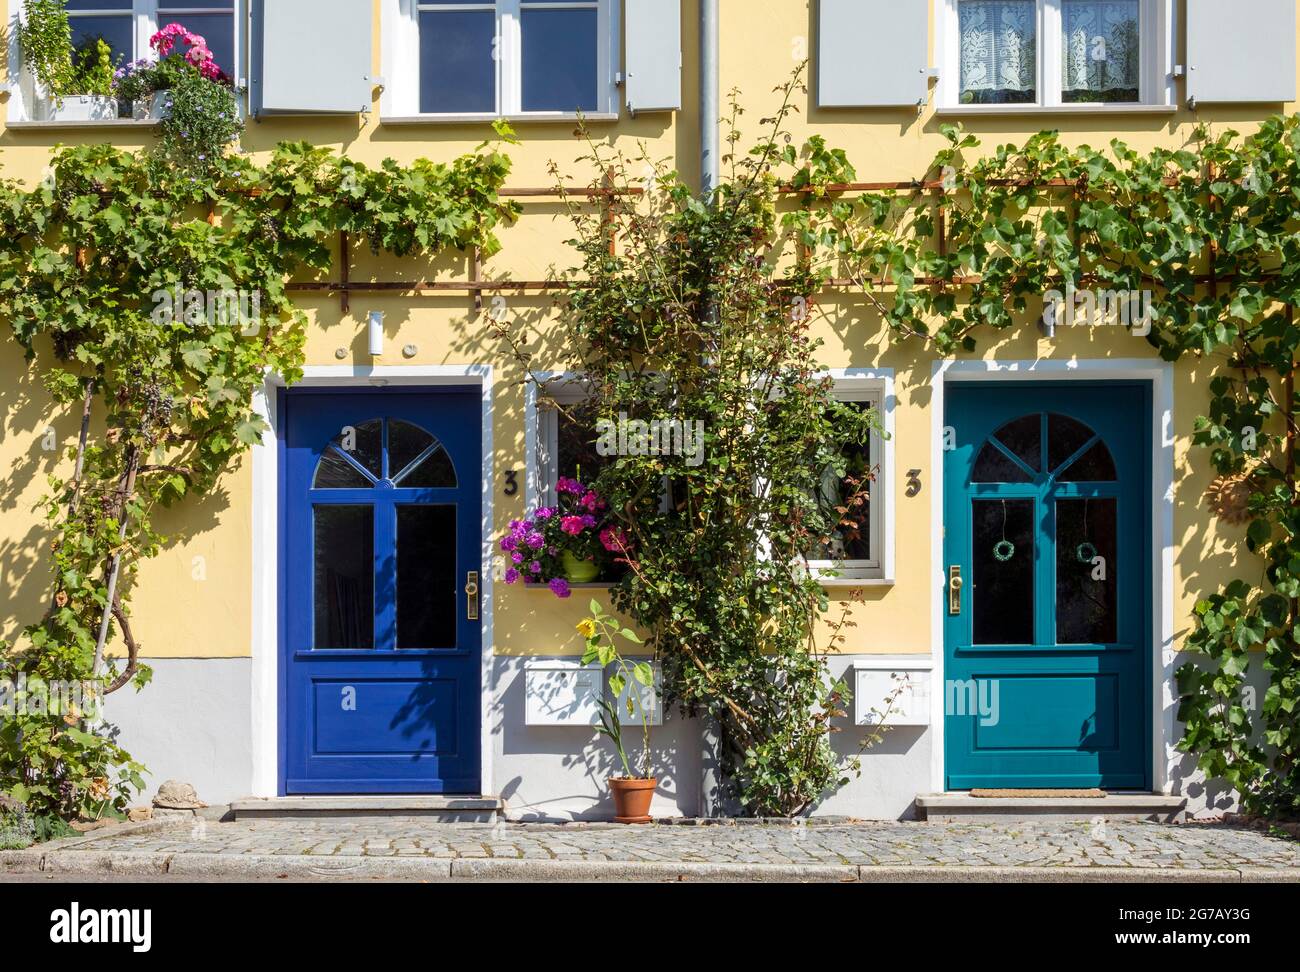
[
  {"left": 5, "top": 118, "right": 161, "bottom": 130},
  {"left": 814, "top": 575, "right": 894, "bottom": 588},
  {"left": 935, "top": 103, "right": 1177, "bottom": 116},
  {"left": 380, "top": 112, "right": 619, "bottom": 126}
]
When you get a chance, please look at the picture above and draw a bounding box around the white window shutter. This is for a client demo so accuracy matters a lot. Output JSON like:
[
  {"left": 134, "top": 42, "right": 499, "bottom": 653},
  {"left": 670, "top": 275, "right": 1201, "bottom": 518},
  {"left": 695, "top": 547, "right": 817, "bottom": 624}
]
[
  {"left": 625, "top": 0, "right": 682, "bottom": 113},
  {"left": 1187, "top": 0, "right": 1296, "bottom": 104},
  {"left": 819, "top": 0, "right": 929, "bottom": 107},
  {"left": 253, "top": 0, "right": 374, "bottom": 114}
]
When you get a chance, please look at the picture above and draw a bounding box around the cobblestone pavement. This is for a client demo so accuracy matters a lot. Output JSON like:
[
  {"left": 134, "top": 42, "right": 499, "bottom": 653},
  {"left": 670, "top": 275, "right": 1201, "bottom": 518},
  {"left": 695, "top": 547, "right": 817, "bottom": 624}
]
[{"left": 15, "top": 818, "right": 1300, "bottom": 876}]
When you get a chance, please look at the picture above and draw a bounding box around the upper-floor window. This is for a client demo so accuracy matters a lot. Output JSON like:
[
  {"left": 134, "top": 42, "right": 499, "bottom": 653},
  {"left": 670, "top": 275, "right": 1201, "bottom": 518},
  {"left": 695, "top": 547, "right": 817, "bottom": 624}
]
[
  {"left": 64, "top": 0, "right": 238, "bottom": 80},
  {"left": 9, "top": 0, "right": 241, "bottom": 122},
  {"left": 939, "top": 0, "right": 1172, "bottom": 109},
  {"left": 386, "top": 0, "right": 615, "bottom": 117}
]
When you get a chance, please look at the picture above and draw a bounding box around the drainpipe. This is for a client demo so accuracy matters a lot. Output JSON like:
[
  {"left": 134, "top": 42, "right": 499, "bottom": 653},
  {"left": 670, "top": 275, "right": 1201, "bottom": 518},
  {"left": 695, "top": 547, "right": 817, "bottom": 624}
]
[
  {"left": 698, "top": 0, "right": 723, "bottom": 818},
  {"left": 699, "top": 0, "right": 720, "bottom": 196}
]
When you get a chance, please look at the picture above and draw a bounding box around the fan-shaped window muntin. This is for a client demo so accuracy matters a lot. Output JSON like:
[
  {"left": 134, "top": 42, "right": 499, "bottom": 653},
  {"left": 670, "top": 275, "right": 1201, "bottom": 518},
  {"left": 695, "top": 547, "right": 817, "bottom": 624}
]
[
  {"left": 971, "top": 412, "right": 1116, "bottom": 485},
  {"left": 312, "top": 418, "right": 458, "bottom": 489}
]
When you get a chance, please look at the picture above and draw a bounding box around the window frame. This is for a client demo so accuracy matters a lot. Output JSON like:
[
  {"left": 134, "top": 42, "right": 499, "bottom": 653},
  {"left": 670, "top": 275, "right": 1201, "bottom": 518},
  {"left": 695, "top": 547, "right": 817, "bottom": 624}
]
[
  {"left": 935, "top": 0, "right": 1176, "bottom": 113},
  {"left": 382, "top": 0, "right": 619, "bottom": 120},
  {"left": 6, "top": 0, "right": 244, "bottom": 124},
  {"left": 805, "top": 372, "right": 894, "bottom": 586},
  {"left": 529, "top": 376, "right": 595, "bottom": 509}
]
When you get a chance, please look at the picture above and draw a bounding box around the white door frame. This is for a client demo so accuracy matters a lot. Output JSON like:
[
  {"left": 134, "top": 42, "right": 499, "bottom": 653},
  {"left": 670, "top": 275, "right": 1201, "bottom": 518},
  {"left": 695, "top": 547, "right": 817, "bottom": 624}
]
[
  {"left": 927, "top": 358, "right": 1176, "bottom": 794},
  {"left": 249, "top": 365, "right": 495, "bottom": 798}
]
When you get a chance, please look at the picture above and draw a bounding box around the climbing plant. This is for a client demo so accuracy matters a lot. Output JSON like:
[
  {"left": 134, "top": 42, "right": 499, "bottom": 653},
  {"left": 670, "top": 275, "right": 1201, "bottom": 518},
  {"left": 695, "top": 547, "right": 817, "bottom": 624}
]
[
  {"left": 0, "top": 127, "right": 519, "bottom": 819},
  {"left": 492, "top": 75, "right": 892, "bottom": 817},
  {"left": 829, "top": 118, "right": 1300, "bottom": 819},
  {"left": 498, "top": 64, "right": 1297, "bottom": 818}
]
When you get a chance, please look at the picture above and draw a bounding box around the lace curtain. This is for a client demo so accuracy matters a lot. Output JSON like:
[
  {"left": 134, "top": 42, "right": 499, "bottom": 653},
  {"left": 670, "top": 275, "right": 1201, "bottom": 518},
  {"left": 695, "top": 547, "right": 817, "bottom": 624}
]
[
  {"left": 1062, "top": 0, "right": 1140, "bottom": 102},
  {"left": 959, "top": 0, "right": 1037, "bottom": 103}
]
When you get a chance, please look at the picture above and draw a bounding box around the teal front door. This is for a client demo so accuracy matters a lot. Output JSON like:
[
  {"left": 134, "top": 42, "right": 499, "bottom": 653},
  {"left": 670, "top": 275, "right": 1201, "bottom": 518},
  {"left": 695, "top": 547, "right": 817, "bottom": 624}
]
[{"left": 943, "top": 382, "right": 1152, "bottom": 790}]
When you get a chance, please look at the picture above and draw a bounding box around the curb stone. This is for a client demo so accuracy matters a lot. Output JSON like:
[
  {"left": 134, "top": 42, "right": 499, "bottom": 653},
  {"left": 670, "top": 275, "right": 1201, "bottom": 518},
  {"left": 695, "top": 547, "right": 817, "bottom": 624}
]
[
  {"left": 447, "top": 859, "right": 861, "bottom": 882},
  {"left": 7, "top": 851, "right": 1300, "bottom": 883}
]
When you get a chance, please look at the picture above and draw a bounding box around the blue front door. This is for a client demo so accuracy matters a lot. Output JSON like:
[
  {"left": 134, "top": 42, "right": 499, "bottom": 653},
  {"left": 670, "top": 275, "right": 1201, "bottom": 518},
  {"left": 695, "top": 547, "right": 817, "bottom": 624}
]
[
  {"left": 281, "top": 389, "right": 482, "bottom": 794},
  {"left": 943, "top": 382, "right": 1152, "bottom": 790}
]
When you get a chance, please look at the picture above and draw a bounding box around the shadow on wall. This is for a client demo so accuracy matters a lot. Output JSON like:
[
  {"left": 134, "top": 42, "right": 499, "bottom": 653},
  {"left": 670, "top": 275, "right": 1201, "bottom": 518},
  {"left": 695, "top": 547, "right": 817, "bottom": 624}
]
[
  {"left": 0, "top": 336, "right": 236, "bottom": 646},
  {"left": 492, "top": 659, "right": 701, "bottom": 821},
  {"left": 0, "top": 342, "right": 72, "bottom": 640}
]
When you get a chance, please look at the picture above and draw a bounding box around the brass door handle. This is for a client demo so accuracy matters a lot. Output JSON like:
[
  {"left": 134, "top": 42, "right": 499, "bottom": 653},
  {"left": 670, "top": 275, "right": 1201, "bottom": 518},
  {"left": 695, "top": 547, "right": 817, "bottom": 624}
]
[
  {"left": 465, "top": 571, "right": 480, "bottom": 621},
  {"left": 948, "top": 565, "right": 963, "bottom": 616}
]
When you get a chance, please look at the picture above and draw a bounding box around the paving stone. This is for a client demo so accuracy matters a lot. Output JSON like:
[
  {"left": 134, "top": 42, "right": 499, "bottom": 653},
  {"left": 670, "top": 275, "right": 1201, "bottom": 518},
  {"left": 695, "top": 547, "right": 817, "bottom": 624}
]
[{"left": 9, "top": 819, "right": 1300, "bottom": 878}]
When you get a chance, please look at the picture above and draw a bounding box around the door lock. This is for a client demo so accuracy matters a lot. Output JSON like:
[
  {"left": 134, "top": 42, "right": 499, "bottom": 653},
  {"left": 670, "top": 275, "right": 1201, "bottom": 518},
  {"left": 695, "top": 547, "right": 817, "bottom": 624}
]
[
  {"left": 948, "top": 565, "right": 963, "bottom": 616},
  {"left": 465, "top": 571, "right": 480, "bottom": 621}
]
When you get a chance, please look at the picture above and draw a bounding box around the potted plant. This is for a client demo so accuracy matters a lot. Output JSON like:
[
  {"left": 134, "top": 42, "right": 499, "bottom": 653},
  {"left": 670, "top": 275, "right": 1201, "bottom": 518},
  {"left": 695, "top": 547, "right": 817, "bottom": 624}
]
[
  {"left": 16, "top": 0, "right": 119, "bottom": 121},
  {"left": 578, "top": 604, "right": 657, "bottom": 823},
  {"left": 500, "top": 476, "right": 630, "bottom": 596},
  {"left": 113, "top": 23, "right": 231, "bottom": 121}
]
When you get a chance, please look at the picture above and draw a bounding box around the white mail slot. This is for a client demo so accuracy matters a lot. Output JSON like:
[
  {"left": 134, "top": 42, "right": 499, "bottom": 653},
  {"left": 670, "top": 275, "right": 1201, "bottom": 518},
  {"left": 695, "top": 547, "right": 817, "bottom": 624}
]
[
  {"left": 524, "top": 659, "right": 602, "bottom": 726},
  {"left": 853, "top": 658, "right": 932, "bottom": 727}
]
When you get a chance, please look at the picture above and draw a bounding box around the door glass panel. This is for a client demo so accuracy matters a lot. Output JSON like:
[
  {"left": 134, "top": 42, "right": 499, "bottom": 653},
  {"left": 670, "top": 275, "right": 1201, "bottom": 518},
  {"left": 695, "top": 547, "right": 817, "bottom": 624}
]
[
  {"left": 972, "top": 499, "right": 1035, "bottom": 644},
  {"left": 1056, "top": 498, "right": 1118, "bottom": 644},
  {"left": 1047, "top": 413, "right": 1096, "bottom": 472},
  {"left": 1057, "top": 440, "right": 1118, "bottom": 482},
  {"left": 329, "top": 419, "right": 382, "bottom": 479},
  {"left": 397, "top": 448, "right": 457, "bottom": 488},
  {"left": 314, "top": 506, "right": 374, "bottom": 650},
  {"left": 992, "top": 414, "right": 1042, "bottom": 472},
  {"left": 397, "top": 506, "right": 457, "bottom": 650},
  {"left": 389, "top": 420, "right": 435, "bottom": 478},
  {"left": 314, "top": 449, "right": 373, "bottom": 489},
  {"left": 972, "top": 442, "right": 1033, "bottom": 483}
]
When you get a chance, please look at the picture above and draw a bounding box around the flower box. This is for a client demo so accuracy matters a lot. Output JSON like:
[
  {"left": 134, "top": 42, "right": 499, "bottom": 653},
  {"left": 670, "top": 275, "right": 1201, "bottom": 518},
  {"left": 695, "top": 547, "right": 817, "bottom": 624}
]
[
  {"left": 42, "top": 95, "right": 119, "bottom": 122},
  {"left": 132, "top": 92, "right": 170, "bottom": 121}
]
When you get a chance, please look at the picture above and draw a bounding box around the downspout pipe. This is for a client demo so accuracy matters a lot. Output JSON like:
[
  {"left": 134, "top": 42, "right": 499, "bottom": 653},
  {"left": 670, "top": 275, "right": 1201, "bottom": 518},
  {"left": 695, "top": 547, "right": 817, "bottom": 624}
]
[
  {"left": 699, "top": 0, "right": 720, "bottom": 196},
  {"left": 698, "top": 0, "right": 724, "bottom": 817}
]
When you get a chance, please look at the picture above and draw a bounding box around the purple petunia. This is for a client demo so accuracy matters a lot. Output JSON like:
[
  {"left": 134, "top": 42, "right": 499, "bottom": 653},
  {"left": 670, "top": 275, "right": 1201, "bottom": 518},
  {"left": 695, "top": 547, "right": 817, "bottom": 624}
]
[
  {"left": 504, "top": 567, "right": 520, "bottom": 584},
  {"left": 549, "top": 577, "right": 571, "bottom": 598}
]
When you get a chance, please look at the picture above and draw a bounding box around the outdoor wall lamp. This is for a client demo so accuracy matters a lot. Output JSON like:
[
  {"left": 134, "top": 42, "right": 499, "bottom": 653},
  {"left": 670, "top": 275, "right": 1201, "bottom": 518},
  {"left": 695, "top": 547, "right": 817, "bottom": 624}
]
[{"left": 368, "top": 311, "right": 385, "bottom": 356}]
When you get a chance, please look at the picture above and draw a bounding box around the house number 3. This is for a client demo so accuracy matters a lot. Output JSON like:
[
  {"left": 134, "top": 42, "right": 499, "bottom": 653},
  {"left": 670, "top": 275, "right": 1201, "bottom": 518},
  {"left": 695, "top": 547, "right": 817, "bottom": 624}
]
[
  {"left": 906, "top": 469, "right": 923, "bottom": 497},
  {"left": 503, "top": 470, "right": 519, "bottom": 496}
]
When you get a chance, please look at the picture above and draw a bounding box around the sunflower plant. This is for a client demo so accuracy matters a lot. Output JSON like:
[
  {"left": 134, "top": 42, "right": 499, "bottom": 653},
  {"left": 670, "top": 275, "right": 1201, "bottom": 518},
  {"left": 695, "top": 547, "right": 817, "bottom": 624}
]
[{"left": 579, "top": 604, "right": 655, "bottom": 781}]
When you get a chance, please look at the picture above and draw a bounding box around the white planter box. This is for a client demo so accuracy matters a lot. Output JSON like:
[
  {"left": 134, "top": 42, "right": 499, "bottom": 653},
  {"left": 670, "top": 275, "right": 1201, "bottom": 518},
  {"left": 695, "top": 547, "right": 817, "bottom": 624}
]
[
  {"left": 132, "top": 92, "right": 170, "bottom": 121},
  {"left": 43, "top": 95, "right": 119, "bottom": 122},
  {"left": 523, "top": 659, "right": 602, "bottom": 727},
  {"left": 853, "top": 658, "right": 932, "bottom": 727}
]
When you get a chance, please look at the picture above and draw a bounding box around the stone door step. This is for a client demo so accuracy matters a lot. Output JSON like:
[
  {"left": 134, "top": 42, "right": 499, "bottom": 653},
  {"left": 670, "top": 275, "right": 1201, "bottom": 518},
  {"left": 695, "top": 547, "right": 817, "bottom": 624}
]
[
  {"left": 916, "top": 792, "right": 1187, "bottom": 823},
  {"left": 231, "top": 795, "right": 502, "bottom": 822}
]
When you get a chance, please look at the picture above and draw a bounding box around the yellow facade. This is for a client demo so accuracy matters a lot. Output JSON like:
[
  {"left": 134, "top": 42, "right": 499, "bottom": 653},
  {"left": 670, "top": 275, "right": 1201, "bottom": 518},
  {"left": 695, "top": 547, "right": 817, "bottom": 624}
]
[{"left": 0, "top": 0, "right": 1282, "bottom": 670}]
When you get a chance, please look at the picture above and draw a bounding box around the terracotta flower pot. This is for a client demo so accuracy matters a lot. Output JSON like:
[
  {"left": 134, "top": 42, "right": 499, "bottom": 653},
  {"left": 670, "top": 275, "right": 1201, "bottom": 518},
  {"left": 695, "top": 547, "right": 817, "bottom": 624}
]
[{"left": 609, "top": 776, "right": 657, "bottom": 824}]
